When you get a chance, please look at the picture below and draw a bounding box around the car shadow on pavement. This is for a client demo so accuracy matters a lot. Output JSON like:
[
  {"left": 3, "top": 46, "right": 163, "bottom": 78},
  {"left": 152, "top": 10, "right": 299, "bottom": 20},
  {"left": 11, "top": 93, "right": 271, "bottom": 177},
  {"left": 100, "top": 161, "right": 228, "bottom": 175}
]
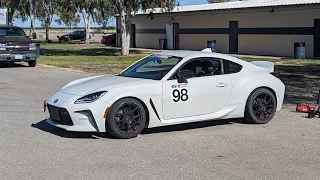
[
  {"left": 32, "top": 119, "right": 243, "bottom": 138},
  {"left": 141, "top": 119, "right": 237, "bottom": 135},
  {"left": 31, "top": 120, "right": 110, "bottom": 139},
  {"left": 0, "top": 62, "right": 27, "bottom": 68}
]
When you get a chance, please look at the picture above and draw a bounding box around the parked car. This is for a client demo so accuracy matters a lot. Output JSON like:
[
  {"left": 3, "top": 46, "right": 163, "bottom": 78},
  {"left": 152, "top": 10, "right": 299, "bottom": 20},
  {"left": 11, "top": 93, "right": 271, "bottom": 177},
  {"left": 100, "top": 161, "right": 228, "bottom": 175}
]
[
  {"left": 101, "top": 33, "right": 116, "bottom": 46},
  {"left": 58, "top": 30, "right": 91, "bottom": 42},
  {"left": 0, "top": 25, "right": 38, "bottom": 67},
  {"left": 45, "top": 51, "right": 285, "bottom": 139}
]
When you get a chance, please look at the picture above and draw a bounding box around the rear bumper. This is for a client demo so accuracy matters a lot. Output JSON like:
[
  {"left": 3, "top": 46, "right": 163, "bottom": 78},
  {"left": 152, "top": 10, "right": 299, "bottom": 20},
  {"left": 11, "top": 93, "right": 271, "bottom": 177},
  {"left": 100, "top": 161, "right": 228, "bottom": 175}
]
[{"left": 0, "top": 53, "right": 37, "bottom": 62}]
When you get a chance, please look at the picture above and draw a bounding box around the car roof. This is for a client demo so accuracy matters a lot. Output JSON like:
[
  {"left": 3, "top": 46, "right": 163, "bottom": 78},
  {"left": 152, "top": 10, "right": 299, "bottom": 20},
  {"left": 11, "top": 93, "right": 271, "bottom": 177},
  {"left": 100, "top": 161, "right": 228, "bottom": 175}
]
[
  {"left": 155, "top": 50, "right": 238, "bottom": 60},
  {"left": 154, "top": 50, "right": 255, "bottom": 68}
]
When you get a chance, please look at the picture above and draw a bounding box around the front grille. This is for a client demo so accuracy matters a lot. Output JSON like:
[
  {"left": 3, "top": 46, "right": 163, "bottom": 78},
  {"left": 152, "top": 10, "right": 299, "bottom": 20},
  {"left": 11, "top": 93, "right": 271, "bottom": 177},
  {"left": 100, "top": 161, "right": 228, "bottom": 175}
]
[
  {"left": 47, "top": 105, "right": 74, "bottom": 125},
  {"left": 6, "top": 47, "right": 29, "bottom": 51}
]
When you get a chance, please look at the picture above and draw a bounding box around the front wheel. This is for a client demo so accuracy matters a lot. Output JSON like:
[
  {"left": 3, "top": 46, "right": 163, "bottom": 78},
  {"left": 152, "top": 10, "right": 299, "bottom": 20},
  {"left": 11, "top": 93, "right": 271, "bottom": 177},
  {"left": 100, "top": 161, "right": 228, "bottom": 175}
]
[
  {"left": 110, "top": 40, "right": 116, "bottom": 46},
  {"left": 105, "top": 98, "right": 147, "bottom": 139},
  {"left": 28, "top": 60, "right": 36, "bottom": 67},
  {"left": 244, "top": 88, "right": 277, "bottom": 124}
]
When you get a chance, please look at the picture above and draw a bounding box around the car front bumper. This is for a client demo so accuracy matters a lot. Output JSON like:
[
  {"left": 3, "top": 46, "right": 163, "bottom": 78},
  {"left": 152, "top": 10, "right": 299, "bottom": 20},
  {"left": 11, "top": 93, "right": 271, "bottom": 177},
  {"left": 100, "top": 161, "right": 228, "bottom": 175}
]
[
  {"left": 47, "top": 118, "right": 97, "bottom": 132},
  {"left": 45, "top": 91, "right": 112, "bottom": 132},
  {"left": 0, "top": 53, "right": 37, "bottom": 62}
]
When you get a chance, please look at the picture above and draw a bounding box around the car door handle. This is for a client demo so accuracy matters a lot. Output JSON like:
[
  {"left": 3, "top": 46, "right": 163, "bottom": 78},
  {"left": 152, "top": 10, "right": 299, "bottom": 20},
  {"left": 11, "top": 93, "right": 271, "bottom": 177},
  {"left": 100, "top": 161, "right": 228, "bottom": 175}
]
[{"left": 216, "top": 82, "right": 227, "bottom": 87}]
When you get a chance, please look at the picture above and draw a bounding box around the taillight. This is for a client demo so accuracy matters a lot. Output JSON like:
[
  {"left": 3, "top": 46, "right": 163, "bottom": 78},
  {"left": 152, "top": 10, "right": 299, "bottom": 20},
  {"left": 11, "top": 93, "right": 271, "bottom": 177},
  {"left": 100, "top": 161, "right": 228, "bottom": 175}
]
[{"left": 270, "top": 72, "right": 279, "bottom": 78}]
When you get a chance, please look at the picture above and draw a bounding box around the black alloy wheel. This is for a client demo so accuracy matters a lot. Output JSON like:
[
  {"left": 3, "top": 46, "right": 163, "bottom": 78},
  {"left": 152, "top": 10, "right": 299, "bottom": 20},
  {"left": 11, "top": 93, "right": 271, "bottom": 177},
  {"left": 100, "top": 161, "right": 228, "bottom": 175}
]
[
  {"left": 106, "top": 98, "right": 146, "bottom": 139},
  {"left": 114, "top": 102, "right": 143, "bottom": 133},
  {"left": 244, "top": 88, "right": 277, "bottom": 124},
  {"left": 252, "top": 93, "right": 274, "bottom": 120}
]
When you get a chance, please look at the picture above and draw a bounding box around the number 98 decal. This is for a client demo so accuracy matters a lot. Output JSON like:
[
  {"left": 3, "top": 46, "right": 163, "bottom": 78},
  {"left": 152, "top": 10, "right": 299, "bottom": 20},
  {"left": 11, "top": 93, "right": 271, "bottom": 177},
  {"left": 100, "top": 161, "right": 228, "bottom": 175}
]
[{"left": 173, "top": 88, "right": 189, "bottom": 102}]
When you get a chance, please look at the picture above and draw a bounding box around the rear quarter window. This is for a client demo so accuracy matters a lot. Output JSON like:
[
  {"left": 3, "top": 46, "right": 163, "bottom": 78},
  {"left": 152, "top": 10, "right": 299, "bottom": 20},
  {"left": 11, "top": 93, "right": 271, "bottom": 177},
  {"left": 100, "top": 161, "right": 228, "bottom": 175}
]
[{"left": 223, "top": 60, "right": 243, "bottom": 74}]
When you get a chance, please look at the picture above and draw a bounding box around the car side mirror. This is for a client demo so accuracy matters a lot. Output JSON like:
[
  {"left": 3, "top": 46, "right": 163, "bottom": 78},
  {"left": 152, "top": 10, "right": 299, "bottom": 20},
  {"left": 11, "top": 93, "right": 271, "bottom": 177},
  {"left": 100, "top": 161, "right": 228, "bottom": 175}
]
[
  {"left": 26, "top": 36, "right": 30, "bottom": 39},
  {"left": 177, "top": 70, "right": 195, "bottom": 83}
]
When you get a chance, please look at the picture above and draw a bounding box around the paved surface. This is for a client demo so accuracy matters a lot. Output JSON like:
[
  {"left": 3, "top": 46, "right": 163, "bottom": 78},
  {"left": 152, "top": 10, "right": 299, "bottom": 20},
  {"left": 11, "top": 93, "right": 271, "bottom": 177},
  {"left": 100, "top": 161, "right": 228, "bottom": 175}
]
[{"left": 1, "top": 63, "right": 320, "bottom": 180}]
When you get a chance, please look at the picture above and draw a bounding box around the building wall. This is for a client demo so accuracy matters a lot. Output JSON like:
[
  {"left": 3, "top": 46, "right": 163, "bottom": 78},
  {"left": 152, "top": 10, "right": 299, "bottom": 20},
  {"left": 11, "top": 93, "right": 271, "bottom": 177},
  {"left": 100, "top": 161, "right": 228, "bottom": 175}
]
[{"left": 117, "top": 5, "right": 320, "bottom": 58}]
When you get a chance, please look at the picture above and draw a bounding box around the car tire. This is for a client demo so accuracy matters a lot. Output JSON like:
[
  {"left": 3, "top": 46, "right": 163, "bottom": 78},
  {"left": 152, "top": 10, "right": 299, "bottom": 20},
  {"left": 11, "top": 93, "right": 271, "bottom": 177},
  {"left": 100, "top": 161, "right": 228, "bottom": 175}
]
[
  {"left": 110, "top": 40, "right": 116, "bottom": 46},
  {"left": 105, "top": 98, "right": 147, "bottom": 139},
  {"left": 28, "top": 60, "right": 36, "bottom": 67},
  {"left": 244, "top": 88, "right": 277, "bottom": 124}
]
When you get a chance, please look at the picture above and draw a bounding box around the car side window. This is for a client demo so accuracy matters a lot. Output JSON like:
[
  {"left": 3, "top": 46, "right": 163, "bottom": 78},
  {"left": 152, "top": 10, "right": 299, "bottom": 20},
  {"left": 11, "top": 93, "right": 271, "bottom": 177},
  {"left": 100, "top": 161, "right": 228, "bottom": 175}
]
[
  {"left": 223, "top": 60, "right": 243, "bottom": 74},
  {"left": 173, "top": 58, "right": 222, "bottom": 79}
]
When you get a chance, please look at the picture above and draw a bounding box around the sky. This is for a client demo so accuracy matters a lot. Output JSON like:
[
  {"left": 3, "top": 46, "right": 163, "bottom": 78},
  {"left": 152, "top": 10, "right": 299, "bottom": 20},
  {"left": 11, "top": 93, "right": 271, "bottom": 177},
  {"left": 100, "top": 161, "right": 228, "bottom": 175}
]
[{"left": 13, "top": 0, "right": 208, "bottom": 28}]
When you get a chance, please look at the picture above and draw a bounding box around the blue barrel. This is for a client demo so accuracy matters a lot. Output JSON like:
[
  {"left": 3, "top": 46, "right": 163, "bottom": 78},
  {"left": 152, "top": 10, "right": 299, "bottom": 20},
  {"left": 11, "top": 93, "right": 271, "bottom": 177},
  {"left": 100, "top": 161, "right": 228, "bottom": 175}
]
[
  {"left": 207, "top": 40, "right": 217, "bottom": 52},
  {"left": 294, "top": 42, "right": 305, "bottom": 59}
]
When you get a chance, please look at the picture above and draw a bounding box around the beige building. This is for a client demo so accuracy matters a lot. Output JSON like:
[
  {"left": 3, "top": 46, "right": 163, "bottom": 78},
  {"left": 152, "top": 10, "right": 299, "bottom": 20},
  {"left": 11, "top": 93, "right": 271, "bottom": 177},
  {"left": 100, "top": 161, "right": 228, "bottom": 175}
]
[{"left": 116, "top": 0, "right": 320, "bottom": 59}]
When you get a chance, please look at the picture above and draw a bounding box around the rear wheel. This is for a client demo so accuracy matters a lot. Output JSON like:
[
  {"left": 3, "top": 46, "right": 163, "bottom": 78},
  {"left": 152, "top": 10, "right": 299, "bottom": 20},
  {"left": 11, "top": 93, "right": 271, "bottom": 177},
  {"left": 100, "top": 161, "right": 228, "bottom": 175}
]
[
  {"left": 244, "top": 88, "right": 277, "bottom": 124},
  {"left": 28, "top": 60, "right": 36, "bottom": 67},
  {"left": 105, "top": 98, "right": 146, "bottom": 139}
]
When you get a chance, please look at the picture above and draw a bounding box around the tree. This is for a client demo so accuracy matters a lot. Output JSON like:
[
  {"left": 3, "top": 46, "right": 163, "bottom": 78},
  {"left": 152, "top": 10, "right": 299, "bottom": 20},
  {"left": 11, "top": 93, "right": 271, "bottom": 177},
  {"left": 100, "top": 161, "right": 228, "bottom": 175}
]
[
  {"left": 55, "top": 0, "right": 81, "bottom": 28},
  {"left": 0, "top": 0, "right": 21, "bottom": 25},
  {"left": 28, "top": 0, "right": 35, "bottom": 37},
  {"left": 79, "top": 0, "right": 112, "bottom": 44},
  {"left": 16, "top": 0, "right": 37, "bottom": 37},
  {"left": 208, "top": 0, "right": 232, "bottom": 3},
  {"left": 112, "top": 0, "right": 179, "bottom": 56},
  {"left": 56, "top": 0, "right": 111, "bottom": 44},
  {"left": 37, "top": 0, "right": 57, "bottom": 42}
]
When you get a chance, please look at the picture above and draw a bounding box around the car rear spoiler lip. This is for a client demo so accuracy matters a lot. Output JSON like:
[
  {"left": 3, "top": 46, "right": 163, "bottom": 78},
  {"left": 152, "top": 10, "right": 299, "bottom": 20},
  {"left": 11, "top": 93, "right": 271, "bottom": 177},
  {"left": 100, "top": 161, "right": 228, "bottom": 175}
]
[{"left": 250, "top": 61, "right": 275, "bottom": 73}]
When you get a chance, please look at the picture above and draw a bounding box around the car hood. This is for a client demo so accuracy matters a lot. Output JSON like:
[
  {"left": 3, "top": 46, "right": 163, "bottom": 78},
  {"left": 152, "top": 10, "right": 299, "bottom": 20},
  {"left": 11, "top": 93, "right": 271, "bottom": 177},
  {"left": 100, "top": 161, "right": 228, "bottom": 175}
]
[{"left": 60, "top": 75, "right": 151, "bottom": 96}]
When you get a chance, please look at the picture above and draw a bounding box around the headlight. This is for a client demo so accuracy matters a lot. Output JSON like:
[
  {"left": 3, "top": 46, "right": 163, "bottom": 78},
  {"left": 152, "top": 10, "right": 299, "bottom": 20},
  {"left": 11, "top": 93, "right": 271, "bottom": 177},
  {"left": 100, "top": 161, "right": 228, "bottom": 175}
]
[
  {"left": 0, "top": 43, "right": 6, "bottom": 50},
  {"left": 29, "top": 43, "right": 36, "bottom": 50},
  {"left": 74, "top": 91, "right": 107, "bottom": 104}
]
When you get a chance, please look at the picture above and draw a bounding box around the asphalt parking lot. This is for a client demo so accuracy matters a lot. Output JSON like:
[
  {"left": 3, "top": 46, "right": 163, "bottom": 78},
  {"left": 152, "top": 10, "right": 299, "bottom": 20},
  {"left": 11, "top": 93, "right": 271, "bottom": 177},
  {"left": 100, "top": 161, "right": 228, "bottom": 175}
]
[{"left": 1, "top": 63, "right": 320, "bottom": 180}]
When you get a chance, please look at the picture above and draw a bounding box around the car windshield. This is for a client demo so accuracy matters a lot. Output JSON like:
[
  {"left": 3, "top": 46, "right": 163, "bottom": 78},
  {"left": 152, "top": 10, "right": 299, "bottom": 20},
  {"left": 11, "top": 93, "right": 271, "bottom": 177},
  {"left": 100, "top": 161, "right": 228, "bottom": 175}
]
[
  {"left": 119, "top": 54, "right": 183, "bottom": 80},
  {"left": 0, "top": 27, "right": 26, "bottom": 38},
  {"left": 67, "top": 31, "right": 77, "bottom": 35}
]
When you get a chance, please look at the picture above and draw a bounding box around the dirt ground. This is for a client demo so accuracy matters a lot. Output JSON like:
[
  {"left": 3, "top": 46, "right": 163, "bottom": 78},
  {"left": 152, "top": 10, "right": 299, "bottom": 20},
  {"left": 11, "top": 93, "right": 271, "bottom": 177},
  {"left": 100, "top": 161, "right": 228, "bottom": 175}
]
[{"left": 277, "top": 64, "right": 320, "bottom": 104}]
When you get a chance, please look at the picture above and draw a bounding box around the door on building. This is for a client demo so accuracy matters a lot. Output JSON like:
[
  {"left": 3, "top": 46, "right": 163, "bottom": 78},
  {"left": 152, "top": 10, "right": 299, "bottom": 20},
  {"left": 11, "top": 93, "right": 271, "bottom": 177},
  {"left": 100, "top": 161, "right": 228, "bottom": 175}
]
[
  {"left": 173, "top": 23, "right": 180, "bottom": 50},
  {"left": 314, "top": 19, "right": 320, "bottom": 58},
  {"left": 166, "top": 23, "right": 179, "bottom": 50},
  {"left": 229, "top": 21, "right": 239, "bottom": 54},
  {"left": 130, "top": 24, "right": 136, "bottom": 48}
]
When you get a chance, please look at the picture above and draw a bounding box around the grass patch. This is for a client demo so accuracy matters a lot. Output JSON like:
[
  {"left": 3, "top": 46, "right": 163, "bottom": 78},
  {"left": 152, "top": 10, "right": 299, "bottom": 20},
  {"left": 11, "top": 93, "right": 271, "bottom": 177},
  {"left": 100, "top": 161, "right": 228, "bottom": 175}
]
[
  {"left": 39, "top": 55, "right": 145, "bottom": 74},
  {"left": 38, "top": 43, "right": 150, "bottom": 74},
  {"left": 239, "top": 57, "right": 320, "bottom": 66}
]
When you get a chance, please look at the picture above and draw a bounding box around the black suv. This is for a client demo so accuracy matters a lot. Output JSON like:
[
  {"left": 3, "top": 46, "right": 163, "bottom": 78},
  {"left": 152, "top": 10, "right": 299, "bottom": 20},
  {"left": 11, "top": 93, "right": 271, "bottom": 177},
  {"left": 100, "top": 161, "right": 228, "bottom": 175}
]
[
  {"left": 0, "top": 25, "right": 38, "bottom": 67},
  {"left": 58, "top": 30, "right": 91, "bottom": 42}
]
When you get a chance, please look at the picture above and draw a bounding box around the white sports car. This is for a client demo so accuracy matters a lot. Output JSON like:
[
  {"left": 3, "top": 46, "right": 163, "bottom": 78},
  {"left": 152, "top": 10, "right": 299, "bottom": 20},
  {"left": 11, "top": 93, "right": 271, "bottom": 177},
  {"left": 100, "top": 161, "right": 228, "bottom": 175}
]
[{"left": 45, "top": 51, "right": 285, "bottom": 139}]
